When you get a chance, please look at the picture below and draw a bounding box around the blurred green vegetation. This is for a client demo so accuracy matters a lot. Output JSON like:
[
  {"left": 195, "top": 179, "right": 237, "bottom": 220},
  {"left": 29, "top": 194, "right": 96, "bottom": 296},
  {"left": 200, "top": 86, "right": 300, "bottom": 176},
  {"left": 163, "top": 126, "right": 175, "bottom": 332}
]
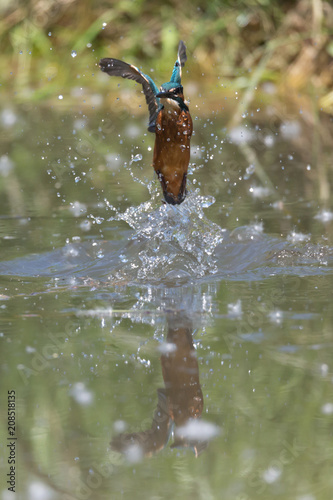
[{"left": 0, "top": 0, "right": 332, "bottom": 111}]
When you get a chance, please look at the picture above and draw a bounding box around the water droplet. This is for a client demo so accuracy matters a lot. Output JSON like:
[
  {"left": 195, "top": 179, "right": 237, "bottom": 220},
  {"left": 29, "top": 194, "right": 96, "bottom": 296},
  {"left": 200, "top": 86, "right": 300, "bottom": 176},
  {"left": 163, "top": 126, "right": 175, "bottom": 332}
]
[
  {"left": 94, "top": 217, "right": 104, "bottom": 225},
  {"left": 119, "top": 254, "right": 128, "bottom": 263},
  {"left": 69, "top": 201, "right": 87, "bottom": 217},
  {"left": 71, "top": 50, "right": 77, "bottom": 58},
  {"left": 314, "top": 210, "right": 333, "bottom": 222},
  {"left": 80, "top": 220, "right": 91, "bottom": 232},
  {"left": 244, "top": 163, "right": 255, "bottom": 180},
  {"left": 0, "top": 155, "right": 14, "bottom": 176},
  {"left": 58, "top": 95, "right": 63, "bottom": 100}
]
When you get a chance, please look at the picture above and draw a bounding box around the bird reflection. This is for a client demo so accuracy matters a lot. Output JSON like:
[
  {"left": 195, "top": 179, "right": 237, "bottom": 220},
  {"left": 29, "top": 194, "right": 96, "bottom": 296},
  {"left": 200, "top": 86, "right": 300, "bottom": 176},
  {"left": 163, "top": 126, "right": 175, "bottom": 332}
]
[{"left": 111, "top": 313, "right": 207, "bottom": 458}]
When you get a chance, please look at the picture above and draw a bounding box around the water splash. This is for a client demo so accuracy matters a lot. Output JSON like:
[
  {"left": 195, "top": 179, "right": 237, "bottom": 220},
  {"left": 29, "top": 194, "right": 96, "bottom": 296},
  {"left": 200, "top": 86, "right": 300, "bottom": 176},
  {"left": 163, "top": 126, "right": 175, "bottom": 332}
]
[
  {"left": 106, "top": 182, "right": 225, "bottom": 283},
  {"left": 0, "top": 163, "right": 331, "bottom": 285}
]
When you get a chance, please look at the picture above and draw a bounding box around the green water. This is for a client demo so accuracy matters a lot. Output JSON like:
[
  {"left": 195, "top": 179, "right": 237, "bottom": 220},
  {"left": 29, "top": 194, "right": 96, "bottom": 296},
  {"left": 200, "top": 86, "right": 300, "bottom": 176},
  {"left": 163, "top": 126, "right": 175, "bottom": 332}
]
[{"left": 0, "top": 90, "right": 333, "bottom": 500}]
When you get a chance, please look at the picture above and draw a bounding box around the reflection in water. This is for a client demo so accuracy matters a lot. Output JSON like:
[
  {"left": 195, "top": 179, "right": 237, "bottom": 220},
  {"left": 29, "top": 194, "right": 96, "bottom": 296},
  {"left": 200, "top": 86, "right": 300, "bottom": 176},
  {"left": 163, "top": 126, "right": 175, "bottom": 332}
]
[{"left": 111, "top": 312, "right": 210, "bottom": 459}]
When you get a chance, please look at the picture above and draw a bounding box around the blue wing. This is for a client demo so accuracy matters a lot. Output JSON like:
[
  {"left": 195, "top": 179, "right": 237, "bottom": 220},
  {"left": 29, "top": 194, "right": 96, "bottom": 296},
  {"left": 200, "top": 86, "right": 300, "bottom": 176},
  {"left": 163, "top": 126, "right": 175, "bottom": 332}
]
[
  {"left": 99, "top": 58, "right": 160, "bottom": 132},
  {"left": 170, "top": 41, "right": 187, "bottom": 84}
]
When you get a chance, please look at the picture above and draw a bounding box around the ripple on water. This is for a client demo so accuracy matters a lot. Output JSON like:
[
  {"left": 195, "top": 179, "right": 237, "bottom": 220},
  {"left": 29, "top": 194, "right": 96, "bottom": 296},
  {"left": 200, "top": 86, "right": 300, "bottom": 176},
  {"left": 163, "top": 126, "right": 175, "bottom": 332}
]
[{"left": 0, "top": 189, "right": 332, "bottom": 284}]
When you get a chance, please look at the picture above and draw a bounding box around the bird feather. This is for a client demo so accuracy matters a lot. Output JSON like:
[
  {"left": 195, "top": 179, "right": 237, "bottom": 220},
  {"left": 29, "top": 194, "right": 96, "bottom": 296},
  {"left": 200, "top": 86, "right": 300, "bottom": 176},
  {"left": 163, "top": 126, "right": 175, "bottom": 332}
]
[{"left": 99, "top": 58, "right": 159, "bottom": 132}]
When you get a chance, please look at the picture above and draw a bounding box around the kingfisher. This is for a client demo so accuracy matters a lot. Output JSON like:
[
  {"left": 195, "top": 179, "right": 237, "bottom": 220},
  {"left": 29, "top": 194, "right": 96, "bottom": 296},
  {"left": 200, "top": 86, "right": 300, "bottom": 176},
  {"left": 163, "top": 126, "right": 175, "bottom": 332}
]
[{"left": 99, "top": 41, "right": 192, "bottom": 205}]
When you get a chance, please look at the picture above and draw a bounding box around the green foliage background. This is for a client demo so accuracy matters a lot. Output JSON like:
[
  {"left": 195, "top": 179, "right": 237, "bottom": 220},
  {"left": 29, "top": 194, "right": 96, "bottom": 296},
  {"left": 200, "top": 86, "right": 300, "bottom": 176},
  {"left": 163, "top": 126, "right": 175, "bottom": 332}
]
[{"left": 1, "top": 0, "right": 332, "bottom": 110}]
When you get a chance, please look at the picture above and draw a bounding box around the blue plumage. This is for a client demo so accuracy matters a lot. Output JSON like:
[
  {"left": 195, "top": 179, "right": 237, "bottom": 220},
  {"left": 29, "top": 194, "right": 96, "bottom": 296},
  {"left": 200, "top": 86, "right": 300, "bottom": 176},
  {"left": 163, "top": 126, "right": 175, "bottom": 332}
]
[{"left": 99, "top": 41, "right": 187, "bottom": 132}]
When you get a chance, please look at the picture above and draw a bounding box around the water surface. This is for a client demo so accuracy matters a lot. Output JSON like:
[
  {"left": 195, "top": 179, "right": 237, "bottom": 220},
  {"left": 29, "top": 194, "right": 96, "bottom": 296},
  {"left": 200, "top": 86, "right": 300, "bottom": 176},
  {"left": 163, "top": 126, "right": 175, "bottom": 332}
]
[{"left": 0, "top": 95, "right": 333, "bottom": 500}]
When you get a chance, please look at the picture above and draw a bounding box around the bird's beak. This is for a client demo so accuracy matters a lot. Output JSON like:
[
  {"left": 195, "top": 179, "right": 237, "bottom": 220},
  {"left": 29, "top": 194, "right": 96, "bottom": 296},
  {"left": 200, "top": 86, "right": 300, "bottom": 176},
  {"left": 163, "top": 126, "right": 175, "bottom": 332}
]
[{"left": 156, "top": 91, "right": 175, "bottom": 99}]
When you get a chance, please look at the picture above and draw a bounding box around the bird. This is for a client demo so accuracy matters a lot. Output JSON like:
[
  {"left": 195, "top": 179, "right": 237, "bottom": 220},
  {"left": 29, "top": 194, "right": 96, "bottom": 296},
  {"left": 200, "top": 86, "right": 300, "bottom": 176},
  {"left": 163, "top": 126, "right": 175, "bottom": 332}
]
[{"left": 99, "top": 41, "right": 192, "bottom": 205}]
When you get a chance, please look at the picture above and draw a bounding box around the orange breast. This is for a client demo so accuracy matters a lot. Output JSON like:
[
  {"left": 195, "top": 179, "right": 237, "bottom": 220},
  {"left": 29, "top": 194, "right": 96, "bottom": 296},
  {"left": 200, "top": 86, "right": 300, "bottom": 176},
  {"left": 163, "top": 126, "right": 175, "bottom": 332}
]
[{"left": 153, "top": 107, "right": 193, "bottom": 204}]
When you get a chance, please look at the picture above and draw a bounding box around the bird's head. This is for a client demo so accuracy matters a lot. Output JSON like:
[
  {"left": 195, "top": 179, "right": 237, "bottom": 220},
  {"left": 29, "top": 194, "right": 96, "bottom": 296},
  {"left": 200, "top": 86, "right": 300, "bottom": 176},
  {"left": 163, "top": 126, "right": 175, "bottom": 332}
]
[{"left": 156, "top": 83, "right": 188, "bottom": 112}]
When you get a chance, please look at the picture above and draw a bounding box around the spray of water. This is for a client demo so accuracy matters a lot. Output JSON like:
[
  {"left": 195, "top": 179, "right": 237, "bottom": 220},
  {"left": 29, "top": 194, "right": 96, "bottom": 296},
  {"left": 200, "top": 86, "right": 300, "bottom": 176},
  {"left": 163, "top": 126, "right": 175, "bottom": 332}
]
[{"left": 104, "top": 162, "right": 225, "bottom": 283}]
